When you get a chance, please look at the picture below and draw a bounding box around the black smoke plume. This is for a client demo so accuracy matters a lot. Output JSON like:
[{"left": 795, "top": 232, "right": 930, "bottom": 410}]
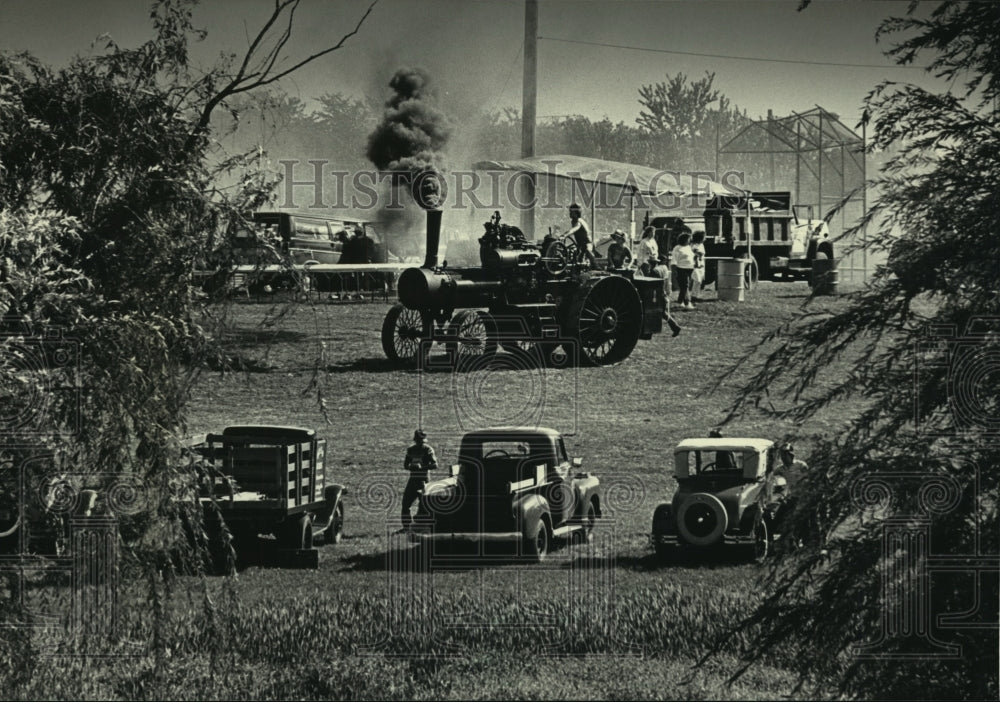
[{"left": 366, "top": 67, "right": 451, "bottom": 174}]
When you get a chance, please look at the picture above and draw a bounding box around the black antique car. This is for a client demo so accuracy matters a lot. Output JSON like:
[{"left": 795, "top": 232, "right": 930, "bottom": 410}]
[
  {"left": 650, "top": 438, "right": 788, "bottom": 563},
  {"left": 411, "top": 427, "right": 601, "bottom": 562}
]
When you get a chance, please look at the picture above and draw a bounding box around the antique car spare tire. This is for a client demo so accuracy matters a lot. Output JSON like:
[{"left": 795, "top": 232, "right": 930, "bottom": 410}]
[{"left": 677, "top": 493, "right": 728, "bottom": 546}]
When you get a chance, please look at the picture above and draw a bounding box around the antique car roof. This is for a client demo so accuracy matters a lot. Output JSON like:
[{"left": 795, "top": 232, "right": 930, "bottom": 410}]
[
  {"left": 675, "top": 438, "right": 774, "bottom": 453},
  {"left": 461, "top": 427, "right": 562, "bottom": 441}
]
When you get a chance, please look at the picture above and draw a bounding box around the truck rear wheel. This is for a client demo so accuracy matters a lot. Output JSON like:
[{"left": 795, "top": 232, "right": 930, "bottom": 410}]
[{"left": 525, "top": 517, "right": 550, "bottom": 563}]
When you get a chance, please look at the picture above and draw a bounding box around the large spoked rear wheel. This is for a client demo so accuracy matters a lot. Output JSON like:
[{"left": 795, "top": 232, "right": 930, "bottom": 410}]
[
  {"left": 564, "top": 274, "right": 643, "bottom": 366},
  {"left": 446, "top": 310, "right": 498, "bottom": 366},
  {"left": 382, "top": 303, "right": 431, "bottom": 365}
]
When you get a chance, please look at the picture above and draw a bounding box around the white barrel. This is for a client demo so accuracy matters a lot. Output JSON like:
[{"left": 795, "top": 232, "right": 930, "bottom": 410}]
[{"left": 718, "top": 259, "right": 746, "bottom": 302}]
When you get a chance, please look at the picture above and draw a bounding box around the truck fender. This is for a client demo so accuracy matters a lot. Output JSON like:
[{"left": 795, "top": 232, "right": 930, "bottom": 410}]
[
  {"left": 515, "top": 493, "right": 549, "bottom": 528},
  {"left": 739, "top": 504, "right": 764, "bottom": 535},
  {"left": 324, "top": 484, "right": 346, "bottom": 510},
  {"left": 651, "top": 502, "right": 673, "bottom": 536}
]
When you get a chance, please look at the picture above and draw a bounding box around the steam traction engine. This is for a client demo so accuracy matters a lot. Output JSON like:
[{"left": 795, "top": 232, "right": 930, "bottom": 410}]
[{"left": 381, "top": 174, "right": 667, "bottom": 367}]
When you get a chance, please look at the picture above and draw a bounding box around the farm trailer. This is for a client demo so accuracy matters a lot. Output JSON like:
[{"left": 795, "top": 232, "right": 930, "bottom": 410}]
[{"left": 192, "top": 425, "right": 346, "bottom": 572}]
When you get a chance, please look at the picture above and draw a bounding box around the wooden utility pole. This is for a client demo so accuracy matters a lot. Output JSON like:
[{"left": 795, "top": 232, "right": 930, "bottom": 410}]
[{"left": 521, "top": 0, "right": 538, "bottom": 236}]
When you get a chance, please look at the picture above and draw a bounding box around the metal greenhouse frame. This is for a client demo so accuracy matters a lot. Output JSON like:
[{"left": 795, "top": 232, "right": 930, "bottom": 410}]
[{"left": 718, "top": 106, "right": 868, "bottom": 281}]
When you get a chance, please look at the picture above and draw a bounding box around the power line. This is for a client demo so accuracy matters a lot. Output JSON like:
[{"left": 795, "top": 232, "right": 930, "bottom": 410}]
[
  {"left": 487, "top": 39, "right": 525, "bottom": 116},
  {"left": 538, "top": 35, "right": 927, "bottom": 70}
]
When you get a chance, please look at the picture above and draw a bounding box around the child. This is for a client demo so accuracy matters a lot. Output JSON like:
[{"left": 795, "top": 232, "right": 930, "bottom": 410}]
[
  {"left": 671, "top": 232, "right": 696, "bottom": 309},
  {"left": 653, "top": 255, "right": 681, "bottom": 336},
  {"left": 690, "top": 230, "right": 706, "bottom": 302}
]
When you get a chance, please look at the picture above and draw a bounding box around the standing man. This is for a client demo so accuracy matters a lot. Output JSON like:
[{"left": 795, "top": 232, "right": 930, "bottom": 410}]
[
  {"left": 775, "top": 441, "right": 819, "bottom": 547},
  {"left": 400, "top": 429, "right": 437, "bottom": 531},
  {"left": 567, "top": 203, "right": 598, "bottom": 269},
  {"left": 776, "top": 442, "right": 808, "bottom": 485}
]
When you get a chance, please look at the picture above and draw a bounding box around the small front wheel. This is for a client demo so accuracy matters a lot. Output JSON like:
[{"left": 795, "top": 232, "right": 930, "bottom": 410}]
[
  {"left": 381, "top": 303, "right": 431, "bottom": 365},
  {"left": 582, "top": 501, "right": 597, "bottom": 543},
  {"left": 326, "top": 502, "right": 344, "bottom": 545},
  {"left": 749, "top": 516, "right": 769, "bottom": 564}
]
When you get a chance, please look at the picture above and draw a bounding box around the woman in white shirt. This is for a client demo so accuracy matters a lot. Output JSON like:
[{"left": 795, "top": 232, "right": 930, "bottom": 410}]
[
  {"left": 671, "top": 232, "right": 696, "bottom": 309},
  {"left": 634, "top": 226, "right": 658, "bottom": 275}
]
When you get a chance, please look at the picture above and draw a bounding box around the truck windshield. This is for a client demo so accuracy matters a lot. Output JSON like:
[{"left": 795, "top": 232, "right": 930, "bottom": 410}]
[{"left": 458, "top": 439, "right": 551, "bottom": 490}]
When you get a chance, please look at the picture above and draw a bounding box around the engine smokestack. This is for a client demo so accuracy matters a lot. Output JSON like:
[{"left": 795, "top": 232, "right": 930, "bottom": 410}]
[
  {"left": 409, "top": 166, "right": 446, "bottom": 269},
  {"left": 423, "top": 210, "right": 442, "bottom": 269}
]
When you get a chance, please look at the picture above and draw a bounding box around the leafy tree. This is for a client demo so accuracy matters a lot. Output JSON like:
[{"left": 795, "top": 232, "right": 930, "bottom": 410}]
[
  {"left": 0, "top": 0, "right": 374, "bottom": 666},
  {"left": 720, "top": 2, "right": 999, "bottom": 698},
  {"left": 637, "top": 71, "right": 748, "bottom": 140}
]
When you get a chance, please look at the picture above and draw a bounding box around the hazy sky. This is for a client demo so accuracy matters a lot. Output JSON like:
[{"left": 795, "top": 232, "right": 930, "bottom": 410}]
[{"left": 0, "top": 0, "right": 948, "bottom": 133}]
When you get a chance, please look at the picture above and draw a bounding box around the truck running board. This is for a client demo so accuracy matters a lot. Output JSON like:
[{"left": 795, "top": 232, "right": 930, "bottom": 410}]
[{"left": 551, "top": 524, "right": 583, "bottom": 540}]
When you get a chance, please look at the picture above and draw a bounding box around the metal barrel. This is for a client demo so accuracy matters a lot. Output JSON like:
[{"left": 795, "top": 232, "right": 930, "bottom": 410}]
[
  {"left": 717, "top": 259, "right": 746, "bottom": 302},
  {"left": 811, "top": 257, "right": 839, "bottom": 295}
]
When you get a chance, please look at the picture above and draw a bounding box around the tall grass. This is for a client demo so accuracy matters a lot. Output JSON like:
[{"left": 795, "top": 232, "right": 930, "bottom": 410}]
[{"left": 3, "top": 579, "right": 779, "bottom": 700}]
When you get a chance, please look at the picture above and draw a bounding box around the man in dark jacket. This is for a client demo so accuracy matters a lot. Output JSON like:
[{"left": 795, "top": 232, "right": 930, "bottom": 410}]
[{"left": 401, "top": 429, "right": 437, "bottom": 530}]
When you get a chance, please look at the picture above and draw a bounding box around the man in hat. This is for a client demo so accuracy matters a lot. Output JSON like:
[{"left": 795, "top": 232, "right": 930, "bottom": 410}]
[
  {"left": 567, "top": 203, "right": 598, "bottom": 269},
  {"left": 606, "top": 229, "right": 632, "bottom": 270},
  {"left": 400, "top": 429, "right": 438, "bottom": 530},
  {"left": 776, "top": 442, "right": 808, "bottom": 487},
  {"left": 773, "top": 442, "right": 813, "bottom": 546}
]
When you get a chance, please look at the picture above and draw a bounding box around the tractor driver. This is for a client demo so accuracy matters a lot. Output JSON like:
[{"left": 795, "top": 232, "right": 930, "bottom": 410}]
[
  {"left": 400, "top": 429, "right": 438, "bottom": 531},
  {"left": 567, "top": 203, "right": 598, "bottom": 269}
]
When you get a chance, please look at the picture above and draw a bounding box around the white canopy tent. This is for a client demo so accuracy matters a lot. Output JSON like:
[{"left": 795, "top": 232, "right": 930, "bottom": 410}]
[{"left": 473, "top": 154, "right": 744, "bottom": 243}]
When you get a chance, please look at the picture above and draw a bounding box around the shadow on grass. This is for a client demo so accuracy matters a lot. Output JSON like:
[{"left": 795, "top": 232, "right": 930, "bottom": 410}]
[
  {"left": 337, "top": 537, "right": 611, "bottom": 573},
  {"left": 222, "top": 329, "right": 310, "bottom": 347},
  {"left": 610, "top": 548, "right": 761, "bottom": 571},
  {"left": 320, "top": 353, "right": 571, "bottom": 374},
  {"left": 323, "top": 357, "right": 411, "bottom": 373}
]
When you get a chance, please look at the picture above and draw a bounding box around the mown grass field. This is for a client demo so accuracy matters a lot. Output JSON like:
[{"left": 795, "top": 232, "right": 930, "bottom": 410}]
[{"left": 13, "top": 279, "right": 868, "bottom": 700}]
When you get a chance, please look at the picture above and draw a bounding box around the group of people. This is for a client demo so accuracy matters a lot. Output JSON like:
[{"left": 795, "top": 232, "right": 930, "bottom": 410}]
[
  {"left": 560, "top": 204, "right": 706, "bottom": 311},
  {"left": 614, "top": 226, "right": 706, "bottom": 310}
]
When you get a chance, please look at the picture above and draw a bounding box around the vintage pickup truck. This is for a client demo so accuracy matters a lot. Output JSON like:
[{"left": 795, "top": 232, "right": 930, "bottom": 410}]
[{"left": 411, "top": 427, "right": 601, "bottom": 563}]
